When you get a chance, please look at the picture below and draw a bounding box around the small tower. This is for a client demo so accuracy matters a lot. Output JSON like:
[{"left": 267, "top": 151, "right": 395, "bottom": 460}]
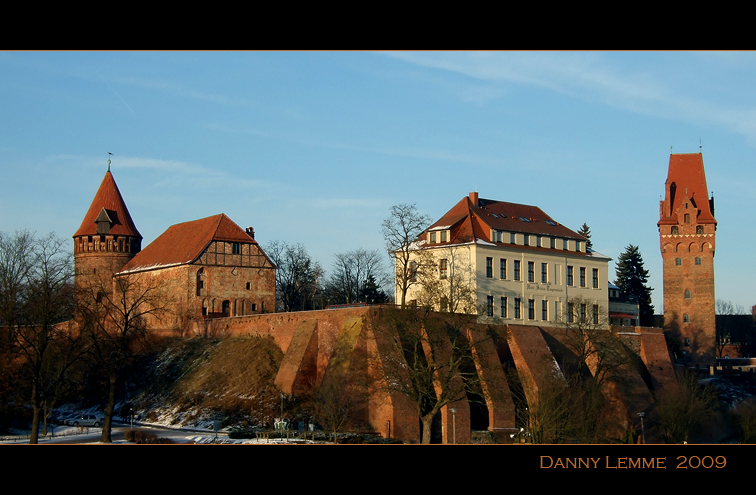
[
  {"left": 658, "top": 153, "right": 717, "bottom": 362},
  {"left": 73, "top": 169, "right": 142, "bottom": 293}
]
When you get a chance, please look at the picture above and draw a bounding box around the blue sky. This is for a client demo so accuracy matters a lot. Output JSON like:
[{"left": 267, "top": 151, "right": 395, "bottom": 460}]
[{"left": 1, "top": 51, "right": 754, "bottom": 312}]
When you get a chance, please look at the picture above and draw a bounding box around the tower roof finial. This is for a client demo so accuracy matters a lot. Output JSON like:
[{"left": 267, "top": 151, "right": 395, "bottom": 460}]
[{"left": 107, "top": 152, "right": 113, "bottom": 172}]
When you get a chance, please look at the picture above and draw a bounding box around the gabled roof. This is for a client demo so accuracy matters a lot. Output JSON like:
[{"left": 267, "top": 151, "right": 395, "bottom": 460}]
[
  {"left": 659, "top": 153, "right": 716, "bottom": 225},
  {"left": 423, "top": 193, "right": 586, "bottom": 248},
  {"left": 118, "top": 214, "right": 257, "bottom": 273},
  {"left": 73, "top": 171, "right": 141, "bottom": 238}
]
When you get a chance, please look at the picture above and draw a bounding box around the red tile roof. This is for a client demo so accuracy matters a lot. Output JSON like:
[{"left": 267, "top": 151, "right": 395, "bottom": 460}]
[
  {"left": 659, "top": 153, "right": 716, "bottom": 225},
  {"left": 73, "top": 171, "right": 141, "bottom": 239},
  {"left": 424, "top": 193, "right": 585, "bottom": 247},
  {"left": 118, "top": 214, "right": 256, "bottom": 273}
]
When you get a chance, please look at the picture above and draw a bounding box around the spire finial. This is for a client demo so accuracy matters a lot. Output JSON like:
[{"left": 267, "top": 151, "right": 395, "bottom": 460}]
[
  {"left": 670, "top": 145, "right": 673, "bottom": 154},
  {"left": 699, "top": 138, "right": 702, "bottom": 154},
  {"left": 107, "top": 152, "right": 112, "bottom": 172}
]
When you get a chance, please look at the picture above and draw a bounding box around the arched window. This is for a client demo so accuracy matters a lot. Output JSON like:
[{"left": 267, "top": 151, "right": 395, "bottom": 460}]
[
  {"left": 222, "top": 300, "right": 230, "bottom": 316},
  {"left": 696, "top": 225, "right": 703, "bottom": 234},
  {"left": 684, "top": 213, "right": 690, "bottom": 223},
  {"left": 196, "top": 268, "right": 205, "bottom": 296},
  {"left": 685, "top": 289, "right": 691, "bottom": 299},
  {"left": 683, "top": 314, "right": 690, "bottom": 323},
  {"left": 671, "top": 226, "right": 678, "bottom": 235}
]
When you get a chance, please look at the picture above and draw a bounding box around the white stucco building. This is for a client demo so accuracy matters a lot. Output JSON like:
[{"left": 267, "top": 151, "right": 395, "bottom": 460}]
[{"left": 401, "top": 192, "right": 610, "bottom": 326}]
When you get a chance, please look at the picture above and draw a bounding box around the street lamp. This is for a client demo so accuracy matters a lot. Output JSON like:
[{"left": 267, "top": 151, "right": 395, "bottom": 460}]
[
  {"left": 637, "top": 412, "right": 645, "bottom": 444},
  {"left": 449, "top": 408, "right": 457, "bottom": 444}
]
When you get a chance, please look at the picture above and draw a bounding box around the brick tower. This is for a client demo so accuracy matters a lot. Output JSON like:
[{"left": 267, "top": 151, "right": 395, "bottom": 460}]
[
  {"left": 658, "top": 152, "right": 716, "bottom": 362},
  {"left": 73, "top": 167, "right": 142, "bottom": 293}
]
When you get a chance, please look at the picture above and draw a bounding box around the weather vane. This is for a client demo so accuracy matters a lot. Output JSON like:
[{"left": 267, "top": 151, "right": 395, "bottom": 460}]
[{"left": 107, "top": 152, "right": 113, "bottom": 171}]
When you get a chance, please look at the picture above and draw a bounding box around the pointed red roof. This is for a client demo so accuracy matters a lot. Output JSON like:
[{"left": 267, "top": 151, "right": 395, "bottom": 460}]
[
  {"left": 118, "top": 214, "right": 258, "bottom": 273},
  {"left": 73, "top": 171, "right": 142, "bottom": 239},
  {"left": 659, "top": 153, "right": 716, "bottom": 225}
]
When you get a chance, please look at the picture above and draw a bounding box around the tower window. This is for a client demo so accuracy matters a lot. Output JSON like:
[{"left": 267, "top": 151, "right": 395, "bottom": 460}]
[
  {"left": 685, "top": 289, "right": 691, "bottom": 299},
  {"left": 232, "top": 242, "right": 241, "bottom": 254},
  {"left": 676, "top": 258, "right": 682, "bottom": 266},
  {"left": 684, "top": 213, "right": 690, "bottom": 223},
  {"left": 671, "top": 226, "right": 678, "bottom": 235},
  {"left": 696, "top": 225, "right": 703, "bottom": 234},
  {"left": 695, "top": 257, "right": 702, "bottom": 265},
  {"left": 683, "top": 314, "right": 690, "bottom": 324}
]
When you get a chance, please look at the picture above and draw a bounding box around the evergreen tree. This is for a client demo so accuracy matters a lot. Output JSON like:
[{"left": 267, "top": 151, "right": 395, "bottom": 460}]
[
  {"left": 577, "top": 223, "right": 593, "bottom": 250},
  {"left": 615, "top": 245, "right": 655, "bottom": 326}
]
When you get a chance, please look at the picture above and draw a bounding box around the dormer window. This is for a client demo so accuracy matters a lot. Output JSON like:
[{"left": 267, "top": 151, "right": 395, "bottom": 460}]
[
  {"left": 440, "top": 231, "right": 447, "bottom": 242},
  {"left": 430, "top": 232, "right": 437, "bottom": 243}
]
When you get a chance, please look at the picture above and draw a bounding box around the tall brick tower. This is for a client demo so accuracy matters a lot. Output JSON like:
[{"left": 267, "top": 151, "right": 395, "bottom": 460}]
[
  {"left": 73, "top": 167, "right": 142, "bottom": 293},
  {"left": 658, "top": 152, "right": 716, "bottom": 362}
]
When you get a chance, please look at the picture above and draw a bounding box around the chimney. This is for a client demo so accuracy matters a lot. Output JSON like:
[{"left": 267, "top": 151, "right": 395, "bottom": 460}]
[
  {"left": 246, "top": 227, "right": 255, "bottom": 239},
  {"left": 469, "top": 192, "right": 479, "bottom": 207}
]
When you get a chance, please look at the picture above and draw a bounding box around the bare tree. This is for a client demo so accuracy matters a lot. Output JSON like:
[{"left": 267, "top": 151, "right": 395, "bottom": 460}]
[
  {"left": 367, "top": 306, "right": 490, "bottom": 444},
  {"left": 265, "top": 241, "right": 323, "bottom": 312},
  {"left": 15, "top": 233, "right": 81, "bottom": 443},
  {"left": 326, "top": 248, "right": 388, "bottom": 305},
  {"left": 382, "top": 204, "right": 432, "bottom": 309},
  {"left": 77, "top": 273, "right": 170, "bottom": 443},
  {"left": 413, "top": 245, "right": 476, "bottom": 314},
  {"left": 652, "top": 371, "right": 718, "bottom": 444}
]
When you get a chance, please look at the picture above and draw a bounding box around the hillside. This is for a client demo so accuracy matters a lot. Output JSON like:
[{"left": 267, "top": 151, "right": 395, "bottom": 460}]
[{"left": 114, "top": 335, "right": 286, "bottom": 431}]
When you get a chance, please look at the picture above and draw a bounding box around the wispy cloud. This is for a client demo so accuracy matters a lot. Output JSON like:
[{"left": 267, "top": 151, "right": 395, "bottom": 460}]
[{"left": 383, "top": 51, "right": 756, "bottom": 146}]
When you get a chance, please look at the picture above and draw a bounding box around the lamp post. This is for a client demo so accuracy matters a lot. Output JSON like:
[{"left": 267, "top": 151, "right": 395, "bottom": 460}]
[
  {"left": 449, "top": 408, "right": 457, "bottom": 444},
  {"left": 637, "top": 412, "right": 645, "bottom": 444}
]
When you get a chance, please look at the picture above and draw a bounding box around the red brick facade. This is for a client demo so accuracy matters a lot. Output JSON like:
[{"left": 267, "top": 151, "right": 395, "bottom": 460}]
[
  {"left": 74, "top": 170, "right": 275, "bottom": 333},
  {"left": 658, "top": 153, "right": 717, "bottom": 363}
]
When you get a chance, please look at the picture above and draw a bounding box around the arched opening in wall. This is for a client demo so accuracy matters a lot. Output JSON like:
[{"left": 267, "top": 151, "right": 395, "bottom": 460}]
[
  {"left": 467, "top": 390, "right": 490, "bottom": 432},
  {"left": 222, "top": 300, "right": 230, "bottom": 316},
  {"left": 697, "top": 225, "right": 704, "bottom": 234},
  {"left": 241, "top": 300, "right": 246, "bottom": 316},
  {"left": 202, "top": 299, "right": 208, "bottom": 317},
  {"left": 233, "top": 300, "right": 238, "bottom": 317},
  {"left": 685, "top": 289, "right": 691, "bottom": 299},
  {"left": 196, "top": 268, "right": 205, "bottom": 296}
]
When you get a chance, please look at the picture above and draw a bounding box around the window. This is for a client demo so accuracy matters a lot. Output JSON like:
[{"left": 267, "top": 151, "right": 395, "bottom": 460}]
[
  {"left": 440, "top": 231, "right": 448, "bottom": 242},
  {"left": 246, "top": 282, "right": 251, "bottom": 290},
  {"left": 593, "top": 305, "right": 599, "bottom": 324},
  {"left": 567, "top": 302, "right": 574, "bottom": 323},
  {"left": 409, "top": 261, "right": 417, "bottom": 282},
  {"left": 196, "top": 268, "right": 205, "bottom": 296},
  {"left": 524, "top": 234, "right": 530, "bottom": 246},
  {"left": 510, "top": 232, "right": 516, "bottom": 244},
  {"left": 514, "top": 260, "right": 521, "bottom": 281},
  {"left": 528, "top": 299, "right": 535, "bottom": 320},
  {"left": 563, "top": 239, "right": 568, "bottom": 250},
  {"left": 541, "top": 263, "right": 548, "bottom": 283},
  {"left": 537, "top": 235, "right": 542, "bottom": 247},
  {"left": 676, "top": 258, "right": 682, "bottom": 266},
  {"left": 514, "top": 298, "right": 521, "bottom": 319},
  {"left": 430, "top": 232, "right": 437, "bottom": 243},
  {"left": 501, "top": 297, "right": 507, "bottom": 318},
  {"left": 592, "top": 268, "right": 598, "bottom": 288},
  {"left": 528, "top": 262, "right": 534, "bottom": 282},
  {"left": 580, "top": 304, "right": 586, "bottom": 323},
  {"left": 486, "top": 257, "right": 493, "bottom": 278},
  {"left": 550, "top": 237, "right": 556, "bottom": 249},
  {"left": 580, "top": 267, "right": 586, "bottom": 287},
  {"left": 575, "top": 241, "right": 581, "bottom": 252},
  {"left": 567, "top": 266, "right": 574, "bottom": 286},
  {"left": 683, "top": 314, "right": 690, "bottom": 323},
  {"left": 695, "top": 257, "right": 702, "bottom": 265},
  {"left": 684, "top": 213, "right": 690, "bottom": 223},
  {"left": 542, "top": 300, "right": 548, "bottom": 320},
  {"left": 500, "top": 259, "right": 507, "bottom": 279},
  {"left": 232, "top": 242, "right": 241, "bottom": 254},
  {"left": 441, "top": 297, "right": 448, "bottom": 312},
  {"left": 685, "top": 289, "right": 691, "bottom": 299},
  {"left": 487, "top": 295, "right": 493, "bottom": 317},
  {"left": 671, "top": 226, "right": 679, "bottom": 235},
  {"left": 439, "top": 259, "right": 448, "bottom": 279},
  {"left": 696, "top": 226, "right": 703, "bottom": 234}
]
